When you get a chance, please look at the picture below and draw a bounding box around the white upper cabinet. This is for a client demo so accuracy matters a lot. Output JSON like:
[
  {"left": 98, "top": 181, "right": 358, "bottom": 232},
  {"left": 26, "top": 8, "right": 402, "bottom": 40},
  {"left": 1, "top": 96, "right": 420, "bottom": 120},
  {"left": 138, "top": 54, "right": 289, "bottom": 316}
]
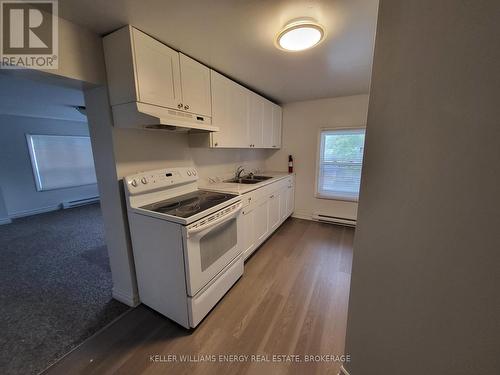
[
  {"left": 207, "top": 80, "right": 282, "bottom": 149},
  {"left": 104, "top": 25, "right": 280, "bottom": 146},
  {"left": 272, "top": 104, "right": 282, "bottom": 148},
  {"left": 248, "top": 94, "right": 264, "bottom": 148},
  {"left": 210, "top": 70, "right": 249, "bottom": 148},
  {"left": 132, "top": 28, "right": 182, "bottom": 109},
  {"left": 262, "top": 99, "right": 274, "bottom": 148},
  {"left": 103, "top": 26, "right": 212, "bottom": 118},
  {"left": 179, "top": 53, "right": 211, "bottom": 116},
  {"left": 104, "top": 27, "right": 182, "bottom": 109}
]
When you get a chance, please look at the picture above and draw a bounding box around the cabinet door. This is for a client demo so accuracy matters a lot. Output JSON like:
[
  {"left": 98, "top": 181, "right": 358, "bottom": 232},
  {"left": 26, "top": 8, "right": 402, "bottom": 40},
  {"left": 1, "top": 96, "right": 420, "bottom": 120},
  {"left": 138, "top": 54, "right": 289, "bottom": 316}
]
[
  {"left": 132, "top": 28, "right": 182, "bottom": 109},
  {"left": 272, "top": 104, "right": 282, "bottom": 148},
  {"left": 248, "top": 93, "right": 264, "bottom": 148},
  {"left": 268, "top": 191, "right": 281, "bottom": 232},
  {"left": 286, "top": 185, "right": 295, "bottom": 216},
  {"left": 179, "top": 53, "right": 211, "bottom": 116},
  {"left": 211, "top": 71, "right": 249, "bottom": 147},
  {"left": 262, "top": 100, "right": 274, "bottom": 148},
  {"left": 254, "top": 198, "right": 269, "bottom": 245},
  {"left": 240, "top": 206, "right": 256, "bottom": 260},
  {"left": 279, "top": 186, "right": 288, "bottom": 222}
]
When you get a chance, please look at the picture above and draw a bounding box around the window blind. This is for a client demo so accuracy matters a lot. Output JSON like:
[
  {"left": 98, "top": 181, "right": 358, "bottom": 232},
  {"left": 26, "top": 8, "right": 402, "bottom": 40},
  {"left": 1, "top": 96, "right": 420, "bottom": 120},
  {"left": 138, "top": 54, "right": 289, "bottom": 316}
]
[
  {"left": 27, "top": 134, "right": 97, "bottom": 191},
  {"left": 317, "top": 129, "right": 365, "bottom": 201}
]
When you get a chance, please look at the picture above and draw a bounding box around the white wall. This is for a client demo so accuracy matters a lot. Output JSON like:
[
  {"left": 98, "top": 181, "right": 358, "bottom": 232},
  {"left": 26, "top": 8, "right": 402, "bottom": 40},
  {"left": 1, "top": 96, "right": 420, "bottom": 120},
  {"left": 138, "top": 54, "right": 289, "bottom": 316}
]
[
  {"left": 112, "top": 128, "right": 269, "bottom": 179},
  {"left": 265, "top": 94, "right": 369, "bottom": 221},
  {"left": 344, "top": 1, "right": 500, "bottom": 374},
  {"left": 84, "top": 86, "right": 139, "bottom": 306},
  {"left": 40, "top": 14, "right": 106, "bottom": 86}
]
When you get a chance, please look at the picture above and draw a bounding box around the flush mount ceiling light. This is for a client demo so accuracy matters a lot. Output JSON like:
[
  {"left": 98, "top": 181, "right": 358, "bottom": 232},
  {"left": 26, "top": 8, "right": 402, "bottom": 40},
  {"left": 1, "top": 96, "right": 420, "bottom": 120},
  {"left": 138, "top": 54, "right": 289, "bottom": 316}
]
[{"left": 276, "top": 19, "right": 325, "bottom": 52}]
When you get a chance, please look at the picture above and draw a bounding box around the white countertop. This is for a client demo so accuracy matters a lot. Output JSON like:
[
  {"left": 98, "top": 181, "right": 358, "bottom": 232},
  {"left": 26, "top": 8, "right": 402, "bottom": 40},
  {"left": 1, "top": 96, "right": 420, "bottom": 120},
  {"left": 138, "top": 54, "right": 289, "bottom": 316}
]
[{"left": 200, "top": 172, "right": 293, "bottom": 195}]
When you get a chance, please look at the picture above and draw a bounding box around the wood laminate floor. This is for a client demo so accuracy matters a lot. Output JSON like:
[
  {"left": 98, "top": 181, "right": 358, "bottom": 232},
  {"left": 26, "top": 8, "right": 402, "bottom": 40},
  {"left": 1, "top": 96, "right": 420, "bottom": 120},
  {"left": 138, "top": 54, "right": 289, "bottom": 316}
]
[{"left": 44, "top": 218, "right": 354, "bottom": 375}]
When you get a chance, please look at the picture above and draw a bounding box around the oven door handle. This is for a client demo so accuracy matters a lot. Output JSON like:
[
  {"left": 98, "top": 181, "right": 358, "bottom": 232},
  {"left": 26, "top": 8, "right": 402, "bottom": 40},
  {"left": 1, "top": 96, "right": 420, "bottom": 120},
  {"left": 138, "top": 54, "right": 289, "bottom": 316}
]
[{"left": 187, "top": 203, "right": 242, "bottom": 236}]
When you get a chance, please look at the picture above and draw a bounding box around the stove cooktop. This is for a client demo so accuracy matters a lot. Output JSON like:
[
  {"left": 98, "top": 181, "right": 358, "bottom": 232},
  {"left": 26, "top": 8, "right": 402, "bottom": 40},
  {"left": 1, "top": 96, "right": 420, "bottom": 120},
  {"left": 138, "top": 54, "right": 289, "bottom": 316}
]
[{"left": 140, "top": 190, "right": 238, "bottom": 218}]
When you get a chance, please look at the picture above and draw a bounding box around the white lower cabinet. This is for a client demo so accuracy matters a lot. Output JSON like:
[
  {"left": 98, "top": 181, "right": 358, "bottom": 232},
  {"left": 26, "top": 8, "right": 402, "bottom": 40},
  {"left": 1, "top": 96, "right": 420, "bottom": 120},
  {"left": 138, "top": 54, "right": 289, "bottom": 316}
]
[
  {"left": 286, "top": 183, "right": 295, "bottom": 217},
  {"left": 240, "top": 206, "right": 256, "bottom": 259},
  {"left": 279, "top": 187, "right": 287, "bottom": 221},
  {"left": 242, "top": 176, "right": 295, "bottom": 260},
  {"left": 268, "top": 191, "right": 281, "bottom": 232},
  {"left": 254, "top": 198, "right": 269, "bottom": 244}
]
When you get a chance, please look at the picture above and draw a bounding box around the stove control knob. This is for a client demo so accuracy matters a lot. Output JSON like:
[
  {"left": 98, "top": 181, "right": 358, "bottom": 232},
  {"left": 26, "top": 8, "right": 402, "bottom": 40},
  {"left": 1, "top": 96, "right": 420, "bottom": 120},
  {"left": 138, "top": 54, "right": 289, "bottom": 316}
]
[
  {"left": 141, "top": 177, "right": 148, "bottom": 184},
  {"left": 187, "top": 170, "right": 192, "bottom": 176},
  {"left": 131, "top": 179, "right": 138, "bottom": 187},
  {"left": 192, "top": 170, "right": 197, "bottom": 176}
]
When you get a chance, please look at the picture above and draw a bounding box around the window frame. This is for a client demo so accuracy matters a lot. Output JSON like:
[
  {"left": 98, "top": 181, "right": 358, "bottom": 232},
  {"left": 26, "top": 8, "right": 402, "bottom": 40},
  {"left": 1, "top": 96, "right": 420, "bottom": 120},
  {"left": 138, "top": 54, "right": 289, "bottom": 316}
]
[{"left": 314, "top": 126, "right": 366, "bottom": 202}]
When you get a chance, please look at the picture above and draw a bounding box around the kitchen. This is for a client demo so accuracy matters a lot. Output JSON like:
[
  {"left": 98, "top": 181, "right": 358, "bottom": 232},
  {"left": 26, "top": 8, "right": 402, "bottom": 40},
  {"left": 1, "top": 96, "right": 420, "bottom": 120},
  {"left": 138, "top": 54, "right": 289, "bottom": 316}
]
[{"left": 1, "top": 1, "right": 499, "bottom": 375}]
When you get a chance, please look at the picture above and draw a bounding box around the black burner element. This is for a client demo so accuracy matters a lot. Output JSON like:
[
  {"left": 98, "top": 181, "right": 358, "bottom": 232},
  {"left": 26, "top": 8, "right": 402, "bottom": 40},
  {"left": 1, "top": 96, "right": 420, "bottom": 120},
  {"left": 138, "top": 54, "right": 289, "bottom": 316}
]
[{"left": 140, "top": 190, "right": 236, "bottom": 218}]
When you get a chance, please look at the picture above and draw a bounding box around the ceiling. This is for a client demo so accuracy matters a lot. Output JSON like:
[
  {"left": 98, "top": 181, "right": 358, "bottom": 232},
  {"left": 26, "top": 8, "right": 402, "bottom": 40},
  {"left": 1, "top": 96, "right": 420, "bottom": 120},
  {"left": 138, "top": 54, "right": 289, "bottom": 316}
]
[{"left": 58, "top": 0, "right": 379, "bottom": 104}]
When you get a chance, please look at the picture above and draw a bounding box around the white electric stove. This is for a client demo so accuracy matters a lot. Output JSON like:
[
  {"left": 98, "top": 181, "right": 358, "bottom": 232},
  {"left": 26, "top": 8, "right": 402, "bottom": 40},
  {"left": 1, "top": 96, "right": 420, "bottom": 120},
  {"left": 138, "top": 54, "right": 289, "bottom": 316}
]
[{"left": 124, "top": 167, "right": 244, "bottom": 328}]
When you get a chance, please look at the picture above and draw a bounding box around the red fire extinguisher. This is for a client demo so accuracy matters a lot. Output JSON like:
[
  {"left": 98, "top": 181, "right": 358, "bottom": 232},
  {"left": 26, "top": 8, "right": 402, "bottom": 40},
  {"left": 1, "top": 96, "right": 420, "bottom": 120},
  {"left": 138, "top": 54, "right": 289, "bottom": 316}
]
[{"left": 288, "top": 155, "right": 293, "bottom": 173}]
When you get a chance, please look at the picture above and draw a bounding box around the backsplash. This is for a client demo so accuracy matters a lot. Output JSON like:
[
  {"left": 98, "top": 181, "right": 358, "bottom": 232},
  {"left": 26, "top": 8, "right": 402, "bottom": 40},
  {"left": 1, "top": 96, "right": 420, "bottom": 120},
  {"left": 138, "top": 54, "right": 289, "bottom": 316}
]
[{"left": 112, "top": 128, "right": 271, "bottom": 180}]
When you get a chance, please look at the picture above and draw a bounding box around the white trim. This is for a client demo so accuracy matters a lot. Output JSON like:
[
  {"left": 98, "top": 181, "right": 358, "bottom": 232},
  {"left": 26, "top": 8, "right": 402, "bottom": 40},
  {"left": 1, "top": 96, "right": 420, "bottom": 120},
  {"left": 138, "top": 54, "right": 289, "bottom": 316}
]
[
  {"left": 315, "top": 193, "right": 359, "bottom": 202},
  {"left": 62, "top": 196, "right": 100, "bottom": 209},
  {"left": 112, "top": 287, "right": 140, "bottom": 307},
  {"left": 0, "top": 217, "right": 12, "bottom": 225},
  {"left": 315, "top": 126, "right": 365, "bottom": 202},
  {"left": 9, "top": 204, "right": 61, "bottom": 219},
  {"left": 339, "top": 365, "right": 352, "bottom": 375}
]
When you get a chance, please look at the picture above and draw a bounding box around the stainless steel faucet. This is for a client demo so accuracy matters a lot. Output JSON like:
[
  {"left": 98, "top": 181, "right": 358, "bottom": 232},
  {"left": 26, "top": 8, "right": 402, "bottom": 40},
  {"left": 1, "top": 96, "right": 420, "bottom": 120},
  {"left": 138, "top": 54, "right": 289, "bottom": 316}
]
[{"left": 235, "top": 165, "right": 245, "bottom": 178}]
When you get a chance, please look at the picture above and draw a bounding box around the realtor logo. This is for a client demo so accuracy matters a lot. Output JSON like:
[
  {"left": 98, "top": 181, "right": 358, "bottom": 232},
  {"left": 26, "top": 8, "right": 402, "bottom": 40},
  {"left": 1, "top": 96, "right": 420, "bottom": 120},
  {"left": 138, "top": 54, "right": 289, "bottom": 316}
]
[{"left": 1, "top": 0, "right": 58, "bottom": 69}]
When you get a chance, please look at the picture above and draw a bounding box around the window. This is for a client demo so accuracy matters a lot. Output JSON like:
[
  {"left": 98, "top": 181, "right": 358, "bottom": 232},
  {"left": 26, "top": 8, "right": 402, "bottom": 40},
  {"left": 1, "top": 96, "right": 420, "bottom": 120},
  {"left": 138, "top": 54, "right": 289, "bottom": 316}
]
[
  {"left": 27, "top": 134, "right": 97, "bottom": 191},
  {"left": 317, "top": 128, "right": 366, "bottom": 201}
]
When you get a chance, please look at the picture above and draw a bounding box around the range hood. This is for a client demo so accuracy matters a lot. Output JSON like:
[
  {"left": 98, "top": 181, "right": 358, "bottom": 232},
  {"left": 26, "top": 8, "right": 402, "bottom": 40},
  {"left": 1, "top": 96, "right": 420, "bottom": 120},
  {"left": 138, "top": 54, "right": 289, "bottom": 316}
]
[{"left": 111, "top": 102, "right": 219, "bottom": 132}]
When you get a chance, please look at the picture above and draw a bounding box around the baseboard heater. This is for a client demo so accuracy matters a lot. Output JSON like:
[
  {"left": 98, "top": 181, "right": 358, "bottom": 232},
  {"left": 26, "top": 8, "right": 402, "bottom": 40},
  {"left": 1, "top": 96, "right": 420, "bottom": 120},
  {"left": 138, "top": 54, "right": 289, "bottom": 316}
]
[
  {"left": 62, "top": 196, "right": 100, "bottom": 209},
  {"left": 312, "top": 213, "right": 356, "bottom": 227}
]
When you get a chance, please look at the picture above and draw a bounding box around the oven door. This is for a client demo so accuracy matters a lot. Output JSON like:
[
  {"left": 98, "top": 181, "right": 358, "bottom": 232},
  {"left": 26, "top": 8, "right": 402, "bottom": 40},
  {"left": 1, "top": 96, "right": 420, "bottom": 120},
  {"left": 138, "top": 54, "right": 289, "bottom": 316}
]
[{"left": 183, "top": 202, "right": 242, "bottom": 296}]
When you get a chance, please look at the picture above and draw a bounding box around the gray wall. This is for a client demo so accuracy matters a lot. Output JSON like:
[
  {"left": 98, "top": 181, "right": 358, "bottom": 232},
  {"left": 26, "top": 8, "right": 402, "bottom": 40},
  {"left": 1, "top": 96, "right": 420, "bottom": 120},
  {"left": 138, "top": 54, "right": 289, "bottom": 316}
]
[
  {"left": 0, "top": 187, "right": 9, "bottom": 224},
  {"left": 344, "top": 1, "right": 500, "bottom": 374},
  {"left": 0, "top": 74, "right": 98, "bottom": 218},
  {"left": 0, "top": 114, "right": 99, "bottom": 217}
]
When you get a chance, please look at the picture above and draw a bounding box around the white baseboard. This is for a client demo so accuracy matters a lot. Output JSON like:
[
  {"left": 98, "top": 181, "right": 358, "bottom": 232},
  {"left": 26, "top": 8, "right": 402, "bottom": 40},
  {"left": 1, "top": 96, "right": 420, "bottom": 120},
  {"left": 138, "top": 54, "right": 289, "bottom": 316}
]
[
  {"left": 312, "top": 213, "right": 356, "bottom": 227},
  {"left": 0, "top": 217, "right": 12, "bottom": 225},
  {"left": 62, "top": 196, "right": 100, "bottom": 209},
  {"left": 112, "top": 287, "right": 140, "bottom": 307},
  {"left": 9, "top": 204, "right": 61, "bottom": 219}
]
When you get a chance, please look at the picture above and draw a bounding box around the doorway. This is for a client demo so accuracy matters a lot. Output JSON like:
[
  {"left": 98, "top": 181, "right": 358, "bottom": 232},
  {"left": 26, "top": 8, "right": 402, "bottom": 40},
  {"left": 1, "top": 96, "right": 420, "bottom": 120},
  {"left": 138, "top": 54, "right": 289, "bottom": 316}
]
[{"left": 0, "top": 73, "right": 129, "bottom": 375}]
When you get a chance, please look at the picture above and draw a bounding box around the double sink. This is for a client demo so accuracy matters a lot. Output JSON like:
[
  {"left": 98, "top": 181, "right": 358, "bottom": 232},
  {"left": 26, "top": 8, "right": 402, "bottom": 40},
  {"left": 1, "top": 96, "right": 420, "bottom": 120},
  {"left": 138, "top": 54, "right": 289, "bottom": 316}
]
[{"left": 224, "top": 175, "right": 273, "bottom": 184}]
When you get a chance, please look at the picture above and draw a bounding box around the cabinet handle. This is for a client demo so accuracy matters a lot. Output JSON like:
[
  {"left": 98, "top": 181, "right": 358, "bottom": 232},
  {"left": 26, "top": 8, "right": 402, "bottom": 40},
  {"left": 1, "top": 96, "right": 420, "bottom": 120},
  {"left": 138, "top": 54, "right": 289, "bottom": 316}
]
[
  {"left": 214, "top": 142, "right": 218, "bottom": 147},
  {"left": 184, "top": 104, "right": 190, "bottom": 110},
  {"left": 178, "top": 103, "right": 183, "bottom": 109}
]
